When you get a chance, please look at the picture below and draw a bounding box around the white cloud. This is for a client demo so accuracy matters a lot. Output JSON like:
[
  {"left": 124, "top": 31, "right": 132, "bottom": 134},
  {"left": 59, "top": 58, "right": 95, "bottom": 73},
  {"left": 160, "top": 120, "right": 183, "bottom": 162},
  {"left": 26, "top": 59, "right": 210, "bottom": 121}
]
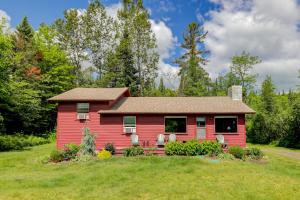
[
  {"left": 106, "top": 2, "right": 122, "bottom": 18},
  {"left": 204, "top": 0, "right": 300, "bottom": 91},
  {"left": 150, "top": 20, "right": 179, "bottom": 88},
  {"left": 0, "top": 10, "right": 11, "bottom": 33}
]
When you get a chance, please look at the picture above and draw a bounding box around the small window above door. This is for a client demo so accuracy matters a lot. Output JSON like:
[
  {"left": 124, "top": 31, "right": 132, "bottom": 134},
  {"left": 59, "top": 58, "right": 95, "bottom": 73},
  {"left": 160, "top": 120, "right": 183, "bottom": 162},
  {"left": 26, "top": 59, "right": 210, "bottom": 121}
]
[{"left": 196, "top": 117, "right": 206, "bottom": 128}]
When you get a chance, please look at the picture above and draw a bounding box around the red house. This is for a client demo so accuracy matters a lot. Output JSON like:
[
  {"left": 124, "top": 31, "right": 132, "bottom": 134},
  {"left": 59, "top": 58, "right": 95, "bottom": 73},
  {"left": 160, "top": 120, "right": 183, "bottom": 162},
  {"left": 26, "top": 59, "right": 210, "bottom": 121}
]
[{"left": 49, "top": 86, "right": 255, "bottom": 152}]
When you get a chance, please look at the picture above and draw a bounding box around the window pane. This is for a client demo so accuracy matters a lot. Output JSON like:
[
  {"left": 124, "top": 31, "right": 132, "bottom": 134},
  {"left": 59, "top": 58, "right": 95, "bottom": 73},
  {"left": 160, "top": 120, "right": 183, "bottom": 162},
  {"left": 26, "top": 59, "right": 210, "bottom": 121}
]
[
  {"left": 124, "top": 116, "right": 136, "bottom": 127},
  {"left": 165, "top": 117, "right": 186, "bottom": 133},
  {"left": 215, "top": 117, "right": 237, "bottom": 133},
  {"left": 196, "top": 117, "right": 206, "bottom": 127},
  {"left": 77, "top": 103, "right": 89, "bottom": 113}
]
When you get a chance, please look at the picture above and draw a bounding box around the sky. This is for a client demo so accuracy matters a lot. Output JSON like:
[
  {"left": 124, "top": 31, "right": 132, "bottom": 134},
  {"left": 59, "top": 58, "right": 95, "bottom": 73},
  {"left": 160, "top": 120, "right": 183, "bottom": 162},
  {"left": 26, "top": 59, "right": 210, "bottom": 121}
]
[{"left": 0, "top": 0, "right": 300, "bottom": 91}]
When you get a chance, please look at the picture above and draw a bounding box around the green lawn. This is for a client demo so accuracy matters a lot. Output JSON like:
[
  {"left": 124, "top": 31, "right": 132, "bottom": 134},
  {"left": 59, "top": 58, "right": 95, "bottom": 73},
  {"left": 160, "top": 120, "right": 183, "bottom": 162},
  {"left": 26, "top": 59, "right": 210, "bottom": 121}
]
[{"left": 0, "top": 143, "right": 299, "bottom": 200}]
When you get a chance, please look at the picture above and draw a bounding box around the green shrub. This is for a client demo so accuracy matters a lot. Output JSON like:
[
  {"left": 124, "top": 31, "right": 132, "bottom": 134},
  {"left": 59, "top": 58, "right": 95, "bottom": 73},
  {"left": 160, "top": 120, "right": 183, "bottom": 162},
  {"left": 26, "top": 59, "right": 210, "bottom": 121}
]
[
  {"left": 199, "top": 141, "right": 222, "bottom": 156},
  {"left": 0, "top": 134, "right": 49, "bottom": 151},
  {"left": 183, "top": 140, "right": 202, "bottom": 156},
  {"left": 63, "top": 143, "right": 80, "bottom": 160},
  {"left": 98, "top": 149, "right": 112, "bottom": 159},
  {"left": 228, "top": 146, "right": 244, "bottom": 159},
  {"left": 217, "top": 153, "right": 235, "bottom": 160},
  {"left": 80, "top": 128, "right": 96, "bottom": 156},
  {"left": 244, "top": 147, "right": 264, "bottom": 159},
  {"left": 104, "top": 143, "right": 115, "bottom": 155},
  {"left": 165, "top": 141, "right": 185, "bottom": 155},
  {"left": 49, "top": 150, "right": 64, "bottom": 162},
  {"left": 123, "top": 146, "right": 144, "bottom": 157}
]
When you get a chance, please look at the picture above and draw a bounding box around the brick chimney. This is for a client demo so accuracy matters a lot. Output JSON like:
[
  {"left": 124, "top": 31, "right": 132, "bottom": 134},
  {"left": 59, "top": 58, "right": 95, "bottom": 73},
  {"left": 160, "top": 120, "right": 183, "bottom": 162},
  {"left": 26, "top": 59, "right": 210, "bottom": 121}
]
[{"left": 228, "top": 85, "right": 242, "bottom": 101}]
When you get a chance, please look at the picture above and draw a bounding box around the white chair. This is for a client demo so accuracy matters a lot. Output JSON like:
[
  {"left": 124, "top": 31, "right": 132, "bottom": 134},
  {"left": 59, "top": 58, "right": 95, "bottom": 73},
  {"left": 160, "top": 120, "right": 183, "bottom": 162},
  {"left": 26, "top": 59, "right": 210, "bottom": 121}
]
[
  {"left": 216, "top": 135, "right": 224, "bottom": 144},
  {"left": 169, "top": 134, "right": 176, "bottom": 142},
  {"left": 157, "top": 134, "right": 165, "bottom": 146},
  {"left": 131, "top": 134, "right": 139, "bottom": 146}
]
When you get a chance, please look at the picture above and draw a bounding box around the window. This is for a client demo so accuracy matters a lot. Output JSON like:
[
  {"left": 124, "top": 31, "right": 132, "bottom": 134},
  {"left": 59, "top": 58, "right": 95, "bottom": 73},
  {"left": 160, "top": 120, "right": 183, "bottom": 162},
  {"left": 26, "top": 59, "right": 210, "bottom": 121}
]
[
  {"left": 165, "top": 116, "right": 187, "bottom": 133},
  {"left": 196, "top": 117, "right": 206, "bottom": 128},
  {"left": 123, "top": 116, "right": 136, "bottom": 127},
  {"left": 215, "top": 116, "right": 237, "bottom": 133},
  {"left": 77, "top": 103, "right": 89, "bottom": 113}
]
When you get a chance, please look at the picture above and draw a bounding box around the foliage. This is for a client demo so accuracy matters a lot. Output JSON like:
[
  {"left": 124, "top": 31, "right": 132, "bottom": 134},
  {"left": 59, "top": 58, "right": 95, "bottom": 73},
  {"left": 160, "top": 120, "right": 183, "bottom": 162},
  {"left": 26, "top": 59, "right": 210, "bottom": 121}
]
[
  {"left": 97, "top": 148, "right": 112, "bottom": 159},
  {"left": 183, "top": 140, "right": 202, "bottom": 156},
  {"left": 165, "top": 140, "right": 222, "bottom": 156},
  {"left": 63, "top": 143, "right": 80, "bottom": 160},
  {"left": 244, "top": 147, "right": 264, "bottom": 160},
  {"left": 49, "top": 149, "right": 64, "bottom": 162},
  {"left": 0, "top": 135, "right": 50, "bottom": 151},
  {"left": 228, "top": 146, "right": 244, "bottom": 159},
  {"left": 104, "top": 143, "right": 116, "bottom": 155},
  {"left": 165, "top": 141, "right": 185, "bottom": 156},
  {"left": 199, "top": 141, "right": 222, "bottom": 156},
  {"left": 123, "top": 146, "right": 144, "bottom": 156},
  {"left": 80, "top": 128, "right": 97, "bottom": 156}
]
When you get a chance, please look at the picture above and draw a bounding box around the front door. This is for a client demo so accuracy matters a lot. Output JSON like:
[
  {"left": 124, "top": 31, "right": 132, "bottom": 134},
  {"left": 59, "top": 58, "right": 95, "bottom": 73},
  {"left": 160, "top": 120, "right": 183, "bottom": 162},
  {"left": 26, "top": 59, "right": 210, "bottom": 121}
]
[{"left": 196, "top": 117, "right": 206, "bottom": 139}]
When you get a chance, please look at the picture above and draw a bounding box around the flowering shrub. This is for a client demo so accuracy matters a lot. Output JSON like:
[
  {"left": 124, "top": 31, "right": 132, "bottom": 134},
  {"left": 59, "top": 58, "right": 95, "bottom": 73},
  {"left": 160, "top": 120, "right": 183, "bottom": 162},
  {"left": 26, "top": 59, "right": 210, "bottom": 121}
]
[
  {"left": 63, "top": 143, "right": 80, "bottom": 160},
  {"left": 97, "top": 149, "right": 112, "bottom": 159}
]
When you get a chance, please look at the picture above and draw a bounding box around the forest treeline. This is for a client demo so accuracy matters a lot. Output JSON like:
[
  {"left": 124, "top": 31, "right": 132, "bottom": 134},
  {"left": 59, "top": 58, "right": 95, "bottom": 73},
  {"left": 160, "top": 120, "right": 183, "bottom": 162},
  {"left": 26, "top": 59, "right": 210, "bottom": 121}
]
[{"left": 0, "top": 0, "right": 299, "bottom": 148}]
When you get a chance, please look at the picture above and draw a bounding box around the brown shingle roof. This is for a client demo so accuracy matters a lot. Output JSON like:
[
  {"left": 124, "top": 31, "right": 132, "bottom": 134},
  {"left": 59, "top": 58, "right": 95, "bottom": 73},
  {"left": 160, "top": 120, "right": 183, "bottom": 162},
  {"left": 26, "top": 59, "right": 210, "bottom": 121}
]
[
  {"left": 99, "top": 97, "right": 255, "bottom": 114},
  {"left": 48, "top": 88, "right": 128, "bottom": 102}
]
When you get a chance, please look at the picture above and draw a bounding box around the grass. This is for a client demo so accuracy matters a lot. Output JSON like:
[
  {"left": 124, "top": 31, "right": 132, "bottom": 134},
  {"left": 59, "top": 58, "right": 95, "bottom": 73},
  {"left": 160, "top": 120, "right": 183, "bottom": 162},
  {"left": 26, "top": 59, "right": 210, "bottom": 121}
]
[{"left": 0, "top": 143, "right": 299, "bottom": 200}]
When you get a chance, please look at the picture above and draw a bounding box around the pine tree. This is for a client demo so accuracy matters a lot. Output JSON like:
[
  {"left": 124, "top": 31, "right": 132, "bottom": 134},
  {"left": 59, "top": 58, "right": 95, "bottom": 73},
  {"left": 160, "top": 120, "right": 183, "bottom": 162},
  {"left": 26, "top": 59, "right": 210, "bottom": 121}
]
[
  {"left": 176, "top": 22, "right": 211, "bottom": 96},
  {"left": 261, "top": 75, "right": 276, "bottom": 113},
  {"left": 16, "top": 16, "right": 34, "bottom": 43}
]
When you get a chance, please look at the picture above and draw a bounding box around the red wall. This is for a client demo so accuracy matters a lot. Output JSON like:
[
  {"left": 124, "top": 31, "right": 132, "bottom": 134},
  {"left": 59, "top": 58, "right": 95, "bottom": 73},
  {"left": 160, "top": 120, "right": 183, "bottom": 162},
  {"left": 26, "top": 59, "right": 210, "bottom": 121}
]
[{"left": 57, "top": 102, "right": 246, "bottom": 149}]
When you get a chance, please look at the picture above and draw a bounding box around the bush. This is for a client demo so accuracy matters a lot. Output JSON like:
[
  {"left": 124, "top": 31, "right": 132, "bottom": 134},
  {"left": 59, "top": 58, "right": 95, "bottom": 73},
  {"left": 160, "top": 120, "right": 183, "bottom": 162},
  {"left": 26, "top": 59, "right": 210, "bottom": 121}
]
[
  {"left": 165, "top": 141, "right": 185, "bottom": 156},
  {"left": 244, "top": 147, "right": 264, "bottom": 159},
  {"left": 49, "top": 150, "right": 64, "bottom": 162},
  {"left": 199, "top": 141, "right": 222, "bottom": 156},
  {"left": 0, "top": 134, "right": 50, "bottom": 151},
  {"left": 63, "top": 143, "right": 80, "bottom": 160},
  {"left": 104, "top": 143, "right": 115, "bottom": 155},
  {"left": 98, "top": 149, "right": 112, "bottom": 159},
  {"left": 123, "top": 146, "right": 144, "bottom": 157},
  {"left": 229, "top": 146, "right": 244, "bottom": 159},
  {"left": 183, "top": 140, "right": 202, "bottom": 156},
  {"left": 80, "top": 128, "right": 96, "bottom": 156}
]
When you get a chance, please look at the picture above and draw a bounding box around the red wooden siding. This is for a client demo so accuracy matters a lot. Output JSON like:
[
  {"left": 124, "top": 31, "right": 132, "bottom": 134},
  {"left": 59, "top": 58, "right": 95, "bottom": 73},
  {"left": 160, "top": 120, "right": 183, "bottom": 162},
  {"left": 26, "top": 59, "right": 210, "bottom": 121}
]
[{"left": 57, "top": 102, "right": 247, "bottom": 149}]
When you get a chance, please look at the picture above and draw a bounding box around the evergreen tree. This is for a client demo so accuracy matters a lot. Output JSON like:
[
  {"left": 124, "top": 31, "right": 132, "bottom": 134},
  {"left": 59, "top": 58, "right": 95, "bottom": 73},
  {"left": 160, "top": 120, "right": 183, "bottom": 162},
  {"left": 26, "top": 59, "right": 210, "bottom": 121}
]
[
  {"left": 261, "top": 75, "right": 276, "bottom": 113},
  {"left": 15, "top": 16, "right": 34, "bottom": 43},
  {"left": 176, "top": 22, "right": 211, "bottom": 96}
]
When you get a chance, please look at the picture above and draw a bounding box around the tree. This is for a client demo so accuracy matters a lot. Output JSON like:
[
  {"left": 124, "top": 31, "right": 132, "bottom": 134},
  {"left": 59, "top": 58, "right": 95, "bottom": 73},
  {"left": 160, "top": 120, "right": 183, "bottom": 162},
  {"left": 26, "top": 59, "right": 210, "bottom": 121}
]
[
  {"left": 54, "top": 9, "right": 87, "bottom": 84},
  {"left": 158, "top": 77, "right": 165, "bottom": 93},
  {"left": 130, "top": 0, "right": 159, "bottom": 95},
  {"left": 176, "top": 22, "right": 211, "bottom": 96},
  {"left": 15, "top": 16, "right": 34, "bottom": 43},
  {"left": 230, "top": 51, "right": 261, "bottom": 99},
  {"left": 261, "top": 75, "right": 276, "bottom": 113},
  {"left": 82, "top": 0, "right": 115, "bottom": 80}
]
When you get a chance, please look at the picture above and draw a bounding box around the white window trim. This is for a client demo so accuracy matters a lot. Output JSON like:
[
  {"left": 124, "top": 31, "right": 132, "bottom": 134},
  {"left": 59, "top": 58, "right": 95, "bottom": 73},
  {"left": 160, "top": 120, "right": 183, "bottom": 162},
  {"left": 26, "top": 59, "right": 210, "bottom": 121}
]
[
  {"left": 214, "top": 116, "right": 238, "bottom": 134},
  {"left": 123, "top": 116, "right": 136, "bottom": 128},
  {"left": 164, "top": 116, "right": 187, "bottom": 134},
  {"left": 76, "top": 103, "right": 90, "bottom": 113}
]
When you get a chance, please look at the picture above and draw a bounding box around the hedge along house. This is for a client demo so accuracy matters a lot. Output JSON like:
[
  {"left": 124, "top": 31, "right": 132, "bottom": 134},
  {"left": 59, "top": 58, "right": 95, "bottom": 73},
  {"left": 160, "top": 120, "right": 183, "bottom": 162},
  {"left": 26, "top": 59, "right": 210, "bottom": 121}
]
[{"left": 48, "top": 86, "right": 255, "bottom": 151}]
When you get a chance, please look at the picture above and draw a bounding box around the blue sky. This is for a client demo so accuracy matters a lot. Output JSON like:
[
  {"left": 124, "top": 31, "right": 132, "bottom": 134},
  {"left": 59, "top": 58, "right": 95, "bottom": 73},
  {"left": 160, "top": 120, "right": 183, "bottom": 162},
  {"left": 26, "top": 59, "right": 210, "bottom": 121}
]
[{"left": 0, "top": 0, "right": 300, "bottom": 90}]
